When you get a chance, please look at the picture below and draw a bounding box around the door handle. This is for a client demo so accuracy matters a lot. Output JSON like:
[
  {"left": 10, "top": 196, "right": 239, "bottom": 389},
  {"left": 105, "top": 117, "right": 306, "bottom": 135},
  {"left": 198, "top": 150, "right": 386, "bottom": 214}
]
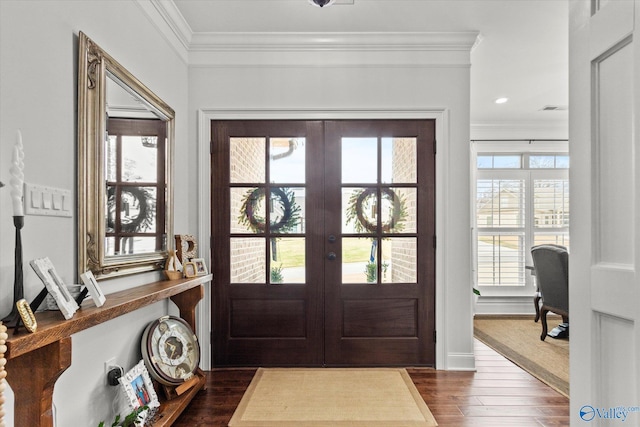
[{"left": 327, "top": 252, "right": 337, "bottom": 261}]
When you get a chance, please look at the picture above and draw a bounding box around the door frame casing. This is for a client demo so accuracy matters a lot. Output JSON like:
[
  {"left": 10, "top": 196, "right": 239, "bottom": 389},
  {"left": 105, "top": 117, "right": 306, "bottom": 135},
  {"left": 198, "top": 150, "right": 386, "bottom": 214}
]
[{"left": 197, "top": 107, "right": 471, "bottom": 371}]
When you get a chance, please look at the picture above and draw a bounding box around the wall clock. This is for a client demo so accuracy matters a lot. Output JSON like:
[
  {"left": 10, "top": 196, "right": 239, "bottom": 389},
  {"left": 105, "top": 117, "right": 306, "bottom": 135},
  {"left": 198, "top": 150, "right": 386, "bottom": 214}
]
[{"left": 141, "top": 315, "right": 200, "bottom": 386}]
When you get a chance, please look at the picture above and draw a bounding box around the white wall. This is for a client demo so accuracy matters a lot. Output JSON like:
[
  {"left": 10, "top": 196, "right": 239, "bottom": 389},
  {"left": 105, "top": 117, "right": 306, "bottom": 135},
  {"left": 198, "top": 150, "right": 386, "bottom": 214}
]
[
  {"left": 188, "top": 32, "right": 478, "bottom": 370},
  {"left": 0, "top": 1, "right": 190, "bottom": 425}
]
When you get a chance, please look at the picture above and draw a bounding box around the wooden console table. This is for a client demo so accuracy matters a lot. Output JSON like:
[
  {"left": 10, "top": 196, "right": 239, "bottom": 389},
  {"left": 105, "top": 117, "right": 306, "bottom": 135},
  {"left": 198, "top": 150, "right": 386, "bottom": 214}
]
[{"left": 5, "top": 274, "right": 211, "bottom": 427}]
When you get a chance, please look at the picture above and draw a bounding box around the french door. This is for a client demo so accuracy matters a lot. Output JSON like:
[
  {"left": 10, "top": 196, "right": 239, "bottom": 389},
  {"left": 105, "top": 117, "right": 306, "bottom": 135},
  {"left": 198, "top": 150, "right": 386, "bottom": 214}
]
[{"left": 211, "top": 119, "right": 435, "bottom": 367}]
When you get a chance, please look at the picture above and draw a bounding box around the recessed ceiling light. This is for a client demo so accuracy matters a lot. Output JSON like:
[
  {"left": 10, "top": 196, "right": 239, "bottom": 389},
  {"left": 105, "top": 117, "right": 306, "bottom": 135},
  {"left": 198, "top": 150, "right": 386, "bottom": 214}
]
[{"left": 494, "top": 97, "right": 509, "bottom": 104}]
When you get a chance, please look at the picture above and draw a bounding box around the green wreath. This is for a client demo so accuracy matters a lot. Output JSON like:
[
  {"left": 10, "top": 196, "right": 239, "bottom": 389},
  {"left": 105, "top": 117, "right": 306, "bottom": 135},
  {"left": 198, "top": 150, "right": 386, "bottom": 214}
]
[
  {"left": 345, "top": 188, "right": 407, "bottom": 233},
  {"left": 238, "top": 187, "right": 301, "bottom": 233},
  {"left": 107, "top": 186, "right": 156, "bottom": 234}
]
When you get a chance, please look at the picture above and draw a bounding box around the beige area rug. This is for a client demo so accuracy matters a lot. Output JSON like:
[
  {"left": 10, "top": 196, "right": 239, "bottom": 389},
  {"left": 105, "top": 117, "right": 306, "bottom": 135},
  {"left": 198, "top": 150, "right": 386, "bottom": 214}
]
[
  {"left": 228, "top": 368, "right": 438, "bottom": 426},
  {"left": 474, "top": 315, "right": 569, "bottom": 397}
]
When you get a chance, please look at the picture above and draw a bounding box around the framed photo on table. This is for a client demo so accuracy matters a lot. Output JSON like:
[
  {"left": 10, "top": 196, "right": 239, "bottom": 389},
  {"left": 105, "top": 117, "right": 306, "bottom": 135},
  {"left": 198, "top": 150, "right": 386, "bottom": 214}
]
[
  {"left": 80, "top": 270, "right": 106, "bottom": 307},
  {"left": 192, "top": 258, "right": 208, "bottom": 276},
  {"left": 183, "top": 262, "right": 197, "bottom": 278},
  {"left": 29, "top": 257, "right": 79, "bottom": 320},
  {"left": 120, "top": 360, "right": 160, "bottom": 411}
]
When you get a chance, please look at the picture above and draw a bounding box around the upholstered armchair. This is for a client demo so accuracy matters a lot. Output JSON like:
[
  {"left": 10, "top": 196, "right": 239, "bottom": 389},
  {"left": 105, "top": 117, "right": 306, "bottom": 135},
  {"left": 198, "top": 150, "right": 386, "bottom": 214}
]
[{"left": 531, "top": 244, "right": 569, "bottom": 341}]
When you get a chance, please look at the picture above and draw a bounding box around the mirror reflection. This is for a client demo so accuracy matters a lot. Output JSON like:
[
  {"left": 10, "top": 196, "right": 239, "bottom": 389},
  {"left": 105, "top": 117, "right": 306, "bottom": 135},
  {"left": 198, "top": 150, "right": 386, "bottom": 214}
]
[{"left": 78, "top": 32, "right": 174, "bottom": 280}]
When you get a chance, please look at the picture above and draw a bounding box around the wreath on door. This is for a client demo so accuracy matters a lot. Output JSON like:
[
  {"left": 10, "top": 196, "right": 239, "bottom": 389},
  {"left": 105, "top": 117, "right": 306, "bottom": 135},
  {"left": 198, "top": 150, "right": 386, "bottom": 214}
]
[
  {"left": 345, "top": 188, "right": 407, "bottom": 233},
  {"left": 238, "top": 187, "right": 301, "bottom": 233}
]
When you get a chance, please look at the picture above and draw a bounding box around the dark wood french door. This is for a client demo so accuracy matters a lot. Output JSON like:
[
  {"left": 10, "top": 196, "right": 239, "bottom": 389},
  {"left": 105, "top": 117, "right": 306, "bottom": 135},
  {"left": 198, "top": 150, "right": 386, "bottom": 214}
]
[{"left": 211, "top": 119, "right": 435, "bottom": 367}]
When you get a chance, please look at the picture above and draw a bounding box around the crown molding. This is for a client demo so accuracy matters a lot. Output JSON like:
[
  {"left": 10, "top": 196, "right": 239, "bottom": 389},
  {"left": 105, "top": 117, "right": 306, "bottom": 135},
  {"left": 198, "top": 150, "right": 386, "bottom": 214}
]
[
  {"left": 188, "top": 31, "right": 480, "bottom": 52},
  {"left": 135, "top": 0, "right": 190, "bottom": 63},
  {"left": 140, "top": 1, "right": 479, "bottom": 52}
]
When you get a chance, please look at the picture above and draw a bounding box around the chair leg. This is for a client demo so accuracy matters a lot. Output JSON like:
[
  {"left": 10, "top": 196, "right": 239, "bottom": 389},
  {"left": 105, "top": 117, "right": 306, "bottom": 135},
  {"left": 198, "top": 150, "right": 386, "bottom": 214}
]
[
  {"left": 534, "top": 294, "right": 541, "bottom": 322},
  {"left": 540, "top": 308, "right": 549, "bottom": 341}
]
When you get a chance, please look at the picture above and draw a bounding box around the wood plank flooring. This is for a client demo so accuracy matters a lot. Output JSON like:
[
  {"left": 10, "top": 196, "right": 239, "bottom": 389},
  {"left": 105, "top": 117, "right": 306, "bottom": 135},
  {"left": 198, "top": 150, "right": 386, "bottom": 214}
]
[{"left": 173, "top": 339, "right": 569, "bottom": 426}]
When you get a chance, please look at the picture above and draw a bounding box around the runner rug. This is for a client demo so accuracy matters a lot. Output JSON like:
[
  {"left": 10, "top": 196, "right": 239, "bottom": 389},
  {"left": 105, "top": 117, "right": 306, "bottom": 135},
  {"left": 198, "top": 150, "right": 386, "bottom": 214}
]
[
  {"left": 474, "top": 315, "right": 569, "bottom": 397},
  {"left": 228, "top": 368, "right": 438, "bottom": 426}
]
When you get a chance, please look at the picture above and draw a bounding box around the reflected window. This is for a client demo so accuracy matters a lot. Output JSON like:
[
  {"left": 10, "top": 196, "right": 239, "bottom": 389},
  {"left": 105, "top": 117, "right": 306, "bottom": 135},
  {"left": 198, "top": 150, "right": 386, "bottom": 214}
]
[{"left": 105, "top": 118, "right": 166, "bottom": 256}]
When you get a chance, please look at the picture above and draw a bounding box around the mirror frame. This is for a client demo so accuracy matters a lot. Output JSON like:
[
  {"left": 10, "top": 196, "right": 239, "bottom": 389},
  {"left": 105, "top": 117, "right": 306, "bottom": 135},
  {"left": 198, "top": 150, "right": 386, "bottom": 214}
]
[{"left": 77, "top": 32, "right": 175, "bottom": 280}]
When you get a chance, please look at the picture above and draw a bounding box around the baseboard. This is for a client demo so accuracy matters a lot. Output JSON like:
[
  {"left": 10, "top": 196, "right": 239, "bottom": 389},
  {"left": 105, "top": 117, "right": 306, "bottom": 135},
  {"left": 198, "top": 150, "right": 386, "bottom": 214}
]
[
  {"left": 474, "top": 295, "right": 537, "bottom": 316},
  {"left": 446, "top": 352, "right": 476, "bottom": 371}
]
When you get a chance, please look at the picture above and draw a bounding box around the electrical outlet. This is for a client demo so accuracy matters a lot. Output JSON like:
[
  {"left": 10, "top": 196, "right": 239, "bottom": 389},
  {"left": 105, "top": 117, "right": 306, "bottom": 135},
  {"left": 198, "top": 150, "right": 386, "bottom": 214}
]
[{"left": 104, "top": 357, "right": 116, "bottom": 384}]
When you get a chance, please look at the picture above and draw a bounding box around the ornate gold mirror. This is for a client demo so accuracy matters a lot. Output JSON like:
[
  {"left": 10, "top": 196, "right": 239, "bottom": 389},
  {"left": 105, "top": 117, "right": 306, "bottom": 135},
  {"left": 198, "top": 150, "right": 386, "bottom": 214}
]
[{"left": 77, "top": 32, "right": 174, "bottom": 280}]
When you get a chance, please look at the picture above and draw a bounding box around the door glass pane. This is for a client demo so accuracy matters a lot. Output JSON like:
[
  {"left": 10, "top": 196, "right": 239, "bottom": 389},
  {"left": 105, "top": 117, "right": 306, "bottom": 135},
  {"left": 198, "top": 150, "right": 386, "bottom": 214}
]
[
  {"left": 381, "top": 237, "right": 417, "bottom": 283},
  {"left": 230, "top": 137, "right": 265, "bottom": 183},
  {"left": 343, "top": 187, "right": 376, "bottom": 234},
  {"left": 231, "top": 237, "right": 265, "bottom": 283},
  {"left": 342, "top": 237, "right": 375, "bottom": 283},
  {"left": 381, "top": 137, "right": 416, "bottom": 184},
  {"left": 233, "top": 187, "right": 266, "bottom": 234},
  {"left": 270, "top": 237, "right": 305, "bottom": 284},
  {"left": 121, "top": 136, "right": 157, "bottom": 182},
  {"left": 270, "top": 137, "right": 305, "bottom": 183},
  {"left": 269, "top": 187, "right": 304, "bottom": 234},
  {"left": 342, "top": 138, "right": 377, "bottom": 183},
  {"left": 477, "top": 233, "right": 525, "bottom": 286},
  {"left": 382, "top": 187, "right": 414, "bottom": 234}
]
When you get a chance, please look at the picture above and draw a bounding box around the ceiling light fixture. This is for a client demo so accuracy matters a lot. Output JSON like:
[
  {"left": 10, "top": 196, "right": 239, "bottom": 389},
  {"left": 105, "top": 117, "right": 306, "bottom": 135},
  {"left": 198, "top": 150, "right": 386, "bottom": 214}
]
[
  {"left": 494, "top": 97, "right": 509, "bottom": 104},
  {"left": 309, "top": 0, "right": 336, "bottom": 7}
]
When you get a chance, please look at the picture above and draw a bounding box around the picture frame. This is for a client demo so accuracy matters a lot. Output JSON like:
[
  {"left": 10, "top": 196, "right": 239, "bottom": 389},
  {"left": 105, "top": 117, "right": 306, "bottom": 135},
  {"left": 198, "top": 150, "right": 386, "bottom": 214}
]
[
  {"left": 192, "top": 258, "right": 208, "bottom": 276},
  {"left": 29, "top": 257, "right": 79, "bottom": 320},
  {"left": 120, "top": 360, "right": 160, "bottom": 411},
  {"left": 80, "top": 270, "right": 106, "bottom": 307},
  {"left": 183, "top": 262, "right": 197, "bottom": 278}
]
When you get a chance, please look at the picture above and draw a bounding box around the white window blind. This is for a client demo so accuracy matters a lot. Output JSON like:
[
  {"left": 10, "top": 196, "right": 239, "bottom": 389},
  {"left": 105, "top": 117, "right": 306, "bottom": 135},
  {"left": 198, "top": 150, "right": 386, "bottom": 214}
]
[{"left": 476, "top": 178, "right": 525, "bottom": 286}]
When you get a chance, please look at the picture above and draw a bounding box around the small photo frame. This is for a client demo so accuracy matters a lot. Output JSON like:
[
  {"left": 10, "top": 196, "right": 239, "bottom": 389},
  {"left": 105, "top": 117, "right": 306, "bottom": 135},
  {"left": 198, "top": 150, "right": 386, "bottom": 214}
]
[
  {"left": 192, "top": 258, "right": 208, "bottom": 276},
  {"left": 183, "top": 262, "right": 197, "bottom": 278},
  {"left": 30, "top": 257, "right": 79, "bottom": 320},
  {"left": 120, "top": 360, "right": 160, "bottom": 411},
  {"left": 80, "top": 270, "right": 106, "bottom": 307}
]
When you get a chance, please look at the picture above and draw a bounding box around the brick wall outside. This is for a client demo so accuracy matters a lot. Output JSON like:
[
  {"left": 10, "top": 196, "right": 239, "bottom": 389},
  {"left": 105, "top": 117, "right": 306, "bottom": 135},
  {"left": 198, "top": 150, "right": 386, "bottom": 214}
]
[
  {"left": 389, "top": 138, "right": 418, "bottom": 283},
  {"left": 230, "top": 138, "right": 266, "bottom": 282}
]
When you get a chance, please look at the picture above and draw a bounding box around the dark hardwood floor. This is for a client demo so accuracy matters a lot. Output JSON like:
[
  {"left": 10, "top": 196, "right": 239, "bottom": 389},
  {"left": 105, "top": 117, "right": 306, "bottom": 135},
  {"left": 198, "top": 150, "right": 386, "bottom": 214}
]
[{"left": 173, "top": 339, "right": 569, "bottom": 426}]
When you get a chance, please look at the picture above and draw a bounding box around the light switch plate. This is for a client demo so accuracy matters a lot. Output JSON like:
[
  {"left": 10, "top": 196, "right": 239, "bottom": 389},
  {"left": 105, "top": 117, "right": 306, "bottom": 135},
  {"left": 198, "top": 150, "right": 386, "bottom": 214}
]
[{"left": 24, "top": 183, "right": 73, "bottom": 217}]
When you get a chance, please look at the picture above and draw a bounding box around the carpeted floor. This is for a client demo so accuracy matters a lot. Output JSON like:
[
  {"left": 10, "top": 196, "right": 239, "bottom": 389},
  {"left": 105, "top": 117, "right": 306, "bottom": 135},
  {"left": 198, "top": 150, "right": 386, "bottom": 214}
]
[
  {"left": 474, "top": 315, "right": 569, "bottom": 397},
  {"left": 228, "top": 368, "right": 438, "bottom": 426}
]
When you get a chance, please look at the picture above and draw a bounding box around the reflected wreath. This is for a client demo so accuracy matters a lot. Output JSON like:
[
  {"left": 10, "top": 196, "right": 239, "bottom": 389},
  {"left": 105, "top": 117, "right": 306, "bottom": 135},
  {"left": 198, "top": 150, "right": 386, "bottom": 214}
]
[{"left": 107, "top": 186, "right": 155, "bottom": 234}]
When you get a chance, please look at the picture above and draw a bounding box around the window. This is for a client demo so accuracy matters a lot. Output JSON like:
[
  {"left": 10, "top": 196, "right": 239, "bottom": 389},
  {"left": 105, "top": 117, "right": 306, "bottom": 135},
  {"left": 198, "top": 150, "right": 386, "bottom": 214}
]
[{"left": 473, "top": 147, "right": 569, "bottom": 292}]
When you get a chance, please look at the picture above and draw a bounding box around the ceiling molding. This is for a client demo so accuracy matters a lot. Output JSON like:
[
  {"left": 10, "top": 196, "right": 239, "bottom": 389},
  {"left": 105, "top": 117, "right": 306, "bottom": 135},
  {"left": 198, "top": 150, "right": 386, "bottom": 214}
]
[
  {"left": 147, "top": 0, "right": 194, "bottom": 48},
  {"left": 135, "top": 0, "right": 190, "bottom": 63},
  {"left": 188, "top": 31, "right": 480, "bottom": 52},
  {"left": 141, "top": 1, "right": 478, "bottom": 55}
]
